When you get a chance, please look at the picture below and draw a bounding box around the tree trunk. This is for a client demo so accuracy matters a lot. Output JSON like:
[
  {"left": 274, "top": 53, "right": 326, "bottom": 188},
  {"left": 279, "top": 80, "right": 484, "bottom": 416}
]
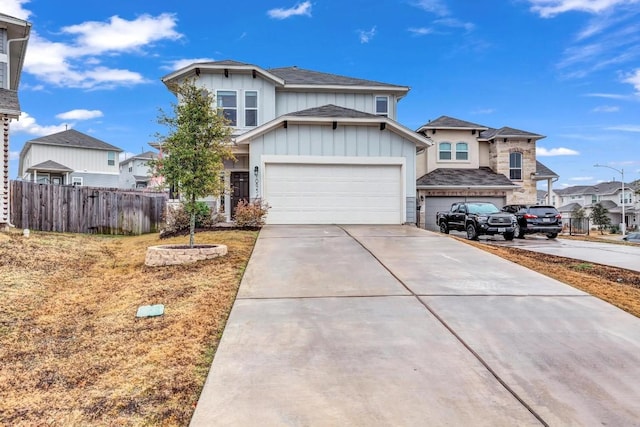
[{"left": 189, "top": 195, "right": 196, "bottom": 248}]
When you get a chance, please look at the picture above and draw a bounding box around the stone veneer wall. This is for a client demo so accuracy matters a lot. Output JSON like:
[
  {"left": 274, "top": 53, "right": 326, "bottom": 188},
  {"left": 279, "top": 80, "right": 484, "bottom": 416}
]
[{"left": 489, "top": 139, "right": 537, "bottom": 204}]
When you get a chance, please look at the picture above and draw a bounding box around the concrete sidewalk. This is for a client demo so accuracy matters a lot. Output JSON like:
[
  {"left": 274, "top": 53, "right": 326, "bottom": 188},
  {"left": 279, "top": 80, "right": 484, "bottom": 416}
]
[{"left": 191, "top": 225, "right": 640, "bottom": 426}]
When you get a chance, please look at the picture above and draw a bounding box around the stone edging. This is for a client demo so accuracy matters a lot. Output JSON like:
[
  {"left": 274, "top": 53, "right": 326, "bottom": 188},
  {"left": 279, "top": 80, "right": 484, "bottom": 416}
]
[{"left": 145, "top": 244, "right": 228, "bottom": 266}]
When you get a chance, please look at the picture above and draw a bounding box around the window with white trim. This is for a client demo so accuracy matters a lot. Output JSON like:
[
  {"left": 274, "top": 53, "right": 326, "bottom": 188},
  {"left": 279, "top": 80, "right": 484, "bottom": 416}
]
[
  {"left": 108, "top": 151, "right": 116, "bottom": 166},
  {"left": 217, "top": 90, "right": 237, "bottom": 126},
  {"left": 72, "top": 177, "right": 83, "bottom": 186},
  {"left": 245, "top": 91, "right": 258, "bottom": 127},
  {"left": 438, "top": 142, "right": 452, "bottom": 160},
  {"left": 375, "top": 96, "right": 388, "bottom": 117},
  {"left": 455, "top": 142, "right": 468, "bottom": 160},
  {"left": 509, "top": 152, "right": 522, "bottom": 180}
]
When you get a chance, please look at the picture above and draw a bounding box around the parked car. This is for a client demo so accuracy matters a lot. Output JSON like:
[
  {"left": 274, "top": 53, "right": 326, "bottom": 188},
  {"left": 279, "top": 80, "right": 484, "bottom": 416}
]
[
  {"left": 501, "top": 204, "right": 563, "bottom": 239},
  {"left": 437, "top": 201, "right": 518, "bottom": 240},
  {"left": 622, "top": 232, "right": 640, "bottom": 243}
]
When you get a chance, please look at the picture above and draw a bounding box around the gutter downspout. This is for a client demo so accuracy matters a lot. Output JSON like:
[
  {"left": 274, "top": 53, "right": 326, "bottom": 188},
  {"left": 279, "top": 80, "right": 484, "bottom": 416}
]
[{"left": 6, "top": 35, "right": 30, "bottom": 91}]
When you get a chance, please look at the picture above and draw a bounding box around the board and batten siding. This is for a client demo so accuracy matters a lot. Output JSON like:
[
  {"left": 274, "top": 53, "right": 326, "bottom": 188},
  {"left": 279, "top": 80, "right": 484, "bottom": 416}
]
[
  {"left": 249, "top": 123, "right": 417, "bottom": 223},
  {"left": 275, "top": 92, "right": 398, "bottom": 119},
  {"left": 194, "top": 72, "right": 277, "bottom": 129},
  {"left": 23, "top": 145, "right": 120, "bottom": 175},
  {"left": 0, "top": 29, "right": 7, "bottom": 89}
]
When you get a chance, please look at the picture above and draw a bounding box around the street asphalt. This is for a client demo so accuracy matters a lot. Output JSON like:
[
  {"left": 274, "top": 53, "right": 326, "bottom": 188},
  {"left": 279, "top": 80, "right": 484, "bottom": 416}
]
[{"left": 190, "top": 225, "right": 640, "bottom": 426}]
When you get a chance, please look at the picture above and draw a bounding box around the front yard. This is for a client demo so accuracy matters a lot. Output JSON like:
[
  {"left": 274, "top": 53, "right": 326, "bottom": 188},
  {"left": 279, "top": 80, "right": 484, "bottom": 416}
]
[{"left": 0, "top": 229, "right": 257, "bottom": 425}]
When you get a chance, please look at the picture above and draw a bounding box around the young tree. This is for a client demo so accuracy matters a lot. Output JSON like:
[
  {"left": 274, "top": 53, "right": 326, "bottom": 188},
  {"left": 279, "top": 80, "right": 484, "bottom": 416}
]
[
  {"left": 571, "top": 205, "right": 586, "bottom": 220},
  {"left": 589, "top": 202, "right": 611, "bottom": 235},
  {"left": 152, "top": 80, "right": 234, "bottom": 247}
]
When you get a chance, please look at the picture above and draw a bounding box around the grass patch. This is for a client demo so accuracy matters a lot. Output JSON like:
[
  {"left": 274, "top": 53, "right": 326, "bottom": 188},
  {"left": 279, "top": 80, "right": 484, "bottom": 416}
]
[
  {"left": 0, "top": 228, "right": 257, "bottom": 425},
  {"left": 572, "top": 262, "right": 594, "bottom": 271}
]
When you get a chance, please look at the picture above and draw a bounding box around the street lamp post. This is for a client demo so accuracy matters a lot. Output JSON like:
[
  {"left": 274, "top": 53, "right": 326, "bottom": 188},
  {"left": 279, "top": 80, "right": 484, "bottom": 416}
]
[{"left": 594, "top": 164, "right": 626, "bottom": 237}]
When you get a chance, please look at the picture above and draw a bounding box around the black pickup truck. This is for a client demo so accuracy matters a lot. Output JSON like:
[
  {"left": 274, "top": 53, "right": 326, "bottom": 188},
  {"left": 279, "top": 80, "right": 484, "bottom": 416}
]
[{"left": 436, "top": 202, "right": 518, "bottom": 240}]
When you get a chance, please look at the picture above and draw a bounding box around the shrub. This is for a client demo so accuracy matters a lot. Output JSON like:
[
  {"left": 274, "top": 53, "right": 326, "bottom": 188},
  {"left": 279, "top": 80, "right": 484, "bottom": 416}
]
[
  {"left": 234, "top": 199, "right": 270, "bottom": 228},
  {"left": 162, "top": 202, "right": 221, "bottom": 234}
]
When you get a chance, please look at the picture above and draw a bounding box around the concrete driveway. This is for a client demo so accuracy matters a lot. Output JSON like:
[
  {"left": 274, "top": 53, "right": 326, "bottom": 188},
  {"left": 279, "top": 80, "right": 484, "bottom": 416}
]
[{"left": 190, "top": 225, "right": 640, "bottom": 426}]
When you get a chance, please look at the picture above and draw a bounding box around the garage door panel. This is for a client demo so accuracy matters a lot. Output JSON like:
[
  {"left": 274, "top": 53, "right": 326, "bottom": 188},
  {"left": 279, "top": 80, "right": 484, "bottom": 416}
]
[{"left": 265, "top": 163, "right": 402, "bottom": 224}]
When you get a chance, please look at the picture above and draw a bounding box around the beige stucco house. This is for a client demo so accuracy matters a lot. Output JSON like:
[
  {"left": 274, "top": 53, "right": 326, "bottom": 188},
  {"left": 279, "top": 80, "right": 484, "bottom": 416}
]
[{"left": 415, "top": 116, "right": 558, "bottom": 230}]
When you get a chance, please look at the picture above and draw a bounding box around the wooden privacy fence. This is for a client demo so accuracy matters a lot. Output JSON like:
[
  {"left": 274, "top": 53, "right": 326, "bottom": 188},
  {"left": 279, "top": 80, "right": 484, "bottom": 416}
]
[{"left": 10, "top": 181, "right": 168, "bottom": 235}]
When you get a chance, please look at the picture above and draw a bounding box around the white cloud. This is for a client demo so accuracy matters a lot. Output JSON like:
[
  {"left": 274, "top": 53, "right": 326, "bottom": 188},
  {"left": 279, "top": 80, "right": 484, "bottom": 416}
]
[
  {"left": 434, "top": 18, "right": 475, "bottom": 32},
  {"left": 411, "top": 0, "right": 450, "bottom": 16},
  {"left": 537, "top": 147, "right": 580, "bottom": 156},
  {"left": 622, "top": 68, "right": 640, "bottom": 94},
  {"left": 585, "top": 92, "right": 630, "bottom": 99},
  {"left": 61, "top": 13, "right": 181, "bottom": 55},
  {"left": 527, "top": 0, "right": 639, "bottom": 18},
  {"left": 358, "top": 26, "right": 377, "bottom": 44},
  {"left": 56, "top": 109, "right": 104, "bottom": 121},
  {"left": 9, "top": 150, "right": 20, "bottom": 161},
  {"left": 606, "top": 124, "right": 640, "bottom": 132},
  {"left": 592, "top": 105, "right": 620, "bottom": 112},
  {"left": 9, "top": 112, "right": 68, "bottom": 136},
  {"left": 1, "top": 0, "right": 31, "bottom": 20},
  {"left": 471, "top": 108, "right": 496, "bottom": 115},
  {"left": 162, "top": 58, "right": 217, "bottom": 71},
  {"left": 21, "top": 10, "right": 182, "bottom": 90},
  {"left": 267, "top": 1, "right": 312, "bottom": 19},
  {"left": 119, "top": 151, "right": 136, "bottom": 162},
  {"left": 570, "top": 176, "right": 594, "bottom": 181},
  {"left": 408, "top": 27, "right": 434, "bottom": 36}
]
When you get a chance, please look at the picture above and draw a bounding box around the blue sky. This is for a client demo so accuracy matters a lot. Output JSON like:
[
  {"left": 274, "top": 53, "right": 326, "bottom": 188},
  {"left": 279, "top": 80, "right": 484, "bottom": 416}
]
[{"left": 4, "top": 0, "right": 640, "bottom": 188}]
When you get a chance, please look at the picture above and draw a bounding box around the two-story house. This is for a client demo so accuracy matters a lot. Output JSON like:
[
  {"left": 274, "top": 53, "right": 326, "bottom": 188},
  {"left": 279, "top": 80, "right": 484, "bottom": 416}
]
[
  {"left": 19, "top": 128, "right": 123, "bottom": 188},
  {"left": 555, "top": 182, "right": 636, "bottom": 231},
  {"left": 414, "top": 116, "right": 558, "bottom": 230},
  {"left": 119, "top": 151, "right": 161, "bottom": 189},
  {"left": 161, "top": 60, "right": 432, "bottom": 224},
  {"left": 1, "top": 12, "right": 30, "bottom": 228}
]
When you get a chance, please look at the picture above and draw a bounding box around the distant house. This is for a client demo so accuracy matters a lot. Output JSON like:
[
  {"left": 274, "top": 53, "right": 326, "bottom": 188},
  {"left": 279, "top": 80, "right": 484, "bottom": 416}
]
[
  {"left": 18, "top": 129, "right": 123, "bottom": 188},
  {"left": 414, "top": 116, "right": 558, "bottom": 230},
  {"left": 162, "top": 60, "right": 431, "bottom": 224},
  {"left": 555, "top": 182, "right": 636, "bottom": 231},
  {"left": 0, "top": 12, "right": 30, "bottom": 228},
  {"left": 118, "top": 151, "right": 161, "bottom": 189}
]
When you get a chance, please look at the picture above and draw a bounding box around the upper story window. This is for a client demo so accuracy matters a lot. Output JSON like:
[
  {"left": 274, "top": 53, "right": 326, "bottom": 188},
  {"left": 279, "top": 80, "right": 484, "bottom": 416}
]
[
  {"left": 592, "top": 195, "right": 598, "bottom": 204},
  {"left": 217, "top": 90, "right": 237, "bottom": 126},
  {"left": 375, "top": 96, "right": 388, "bottom": 117},
  {"left": 438, "top": 142, "right": 452, "bottom": 160},
  {"left": 509, "top": 152, "right": 522, "bottom": 180},
  {"left": 455, "top": 142, "right": 468, "bottom": 160},
  {"left": 245, "top": 91, "right": 258, "bottom": 127},
  {"left": 108, "top": 151, "right": 116, "bottom": 166},
  {"left": 621, "top": 190, "right": 632, "bottom": 204}
]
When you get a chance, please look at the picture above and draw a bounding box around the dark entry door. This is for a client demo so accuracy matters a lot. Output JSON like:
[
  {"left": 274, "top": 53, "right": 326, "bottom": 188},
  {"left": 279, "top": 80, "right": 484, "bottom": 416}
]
[{"left": 230, "top": 172, "right": 249, "bottom": 217}]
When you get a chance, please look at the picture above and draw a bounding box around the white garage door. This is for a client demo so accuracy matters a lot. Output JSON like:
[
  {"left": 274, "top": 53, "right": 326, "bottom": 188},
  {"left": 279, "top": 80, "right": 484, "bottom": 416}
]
[
  {"left": 264, "top": 163, "right": 403, "bottom": 224},
  {"left": 423, "top": 196, "right": 505, "bottom": 231}
]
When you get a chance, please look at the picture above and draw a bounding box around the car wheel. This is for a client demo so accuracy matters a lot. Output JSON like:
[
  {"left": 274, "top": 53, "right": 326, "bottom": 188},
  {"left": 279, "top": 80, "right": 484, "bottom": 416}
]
[
  {"left": 439, "top": 222, "right": 449, "bottom": 234},
  {"left": 504, "top": 232, "right": 514, "bottom": 241},
  {"left": 466, "top": 224, "right": 478, "bottom": 240},
  {"left": 547, "top": 233, "right": 558, "bottom": 239}
]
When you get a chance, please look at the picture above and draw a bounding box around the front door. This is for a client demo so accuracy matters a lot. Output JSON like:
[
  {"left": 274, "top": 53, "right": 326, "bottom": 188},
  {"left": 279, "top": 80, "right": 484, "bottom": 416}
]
[{"left": 230, "top": 172, "right": 249, "bottom": 218}]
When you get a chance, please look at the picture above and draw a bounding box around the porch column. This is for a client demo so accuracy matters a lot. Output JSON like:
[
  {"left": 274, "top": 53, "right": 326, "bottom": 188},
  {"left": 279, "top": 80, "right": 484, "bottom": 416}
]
[
  {"left": 224, "top": 170, "right": 231, "bottom": 222},
  {"left": 1, "top": 115, "right": 9, "bottom": 227}
]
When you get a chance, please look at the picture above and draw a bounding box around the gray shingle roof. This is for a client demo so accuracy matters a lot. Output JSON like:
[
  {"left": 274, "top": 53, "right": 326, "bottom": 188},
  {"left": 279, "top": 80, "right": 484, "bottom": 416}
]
[
  {"left": 29, "top": 129, "right": 122, "bottom": 151},
  {"left": 417, "top": 116, "right": 488, "bottom": 130},
  {"left": 0, "top": 88, "right": 20, "bottom": 116},
  {"left": 268, "top": 66, "right": 405, "bottom": 88},
  {"left": 416, "top": 167, "right": 517, "bottom": 187},
  {"left": 27, "top": 160, "right": 73, "bottom": 172},
  {"left": 287, "top": 104, "right": 379, "bottom": 119},
  {"left": 556, "top": 181, "right": 627, "bottom": 197},
  {"left": 120, "top": 151, "right": 157, "bottom": 165},
  {"left": 197, "top": 59, "right": 251, "bottom": 66},
  {"left": 535, "top": 161, "right": 558, "bottom": 178},
  {"left": 480, "top": 126, "right": 543, "bottom": 139},
  {"left": 558, "top": 202, "right": 582, "bottom": 212}
]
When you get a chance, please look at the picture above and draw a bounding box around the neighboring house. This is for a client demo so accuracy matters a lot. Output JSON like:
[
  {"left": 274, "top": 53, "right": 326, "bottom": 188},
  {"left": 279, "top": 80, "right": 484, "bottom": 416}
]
[
  {"left": 161, "top": 60, "right": 431, "bottom": 224},
  {"left": 19, "top": 129, "right": 123, "bottom": 188},
  {"left": 414, "top": 116, "right": 558, "bottom": 230},
  {"left": 0, "top": 12, "right": 30, "bottom": 228},
  {"left": 555, "top": 182, "right": 637, "bottom": 231},
  {"left": 119, "top": 151, "right": 160, "bottom": 189}
]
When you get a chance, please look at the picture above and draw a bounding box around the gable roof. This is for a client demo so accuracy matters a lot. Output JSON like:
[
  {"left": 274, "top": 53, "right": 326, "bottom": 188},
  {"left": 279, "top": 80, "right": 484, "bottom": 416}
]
[
  {"left": 556, "top": 181, "right": 628, "bottom": 197},
  {"left": 162, "top": 60, "right": 409, "bottom": 95},
  {"left": 26, "top": 160, "right": 73, "bottom": 172},
  {"left": 417, "top": 116, "right": 489, "bottom": 132},
  {"left": 234, "top": 104, "right": 432, "bottom": 147},
  {"left": 533, "top": 161, "right": 559, "bottom": 179},
  {"left": 25, "top": 129, "right": 122, "bottom": 152},
  {"left": 119, "top": 151, "right": 157, "bottom": 165},
  {"left": 416, "top": 167, "right": 517, "bottom": 188}
]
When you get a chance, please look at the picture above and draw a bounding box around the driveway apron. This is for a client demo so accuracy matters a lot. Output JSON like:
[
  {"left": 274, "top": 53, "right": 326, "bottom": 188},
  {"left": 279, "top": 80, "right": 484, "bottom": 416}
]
[{"left": 190, "top": 225, "right": 640, "bottom": 426}]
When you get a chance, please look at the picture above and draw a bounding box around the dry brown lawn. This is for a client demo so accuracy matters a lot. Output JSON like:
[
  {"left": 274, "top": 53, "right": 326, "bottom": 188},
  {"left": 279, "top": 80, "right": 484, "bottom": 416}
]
[{"left": 0, "top": 229, "right": 257, "bottom": 426}]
